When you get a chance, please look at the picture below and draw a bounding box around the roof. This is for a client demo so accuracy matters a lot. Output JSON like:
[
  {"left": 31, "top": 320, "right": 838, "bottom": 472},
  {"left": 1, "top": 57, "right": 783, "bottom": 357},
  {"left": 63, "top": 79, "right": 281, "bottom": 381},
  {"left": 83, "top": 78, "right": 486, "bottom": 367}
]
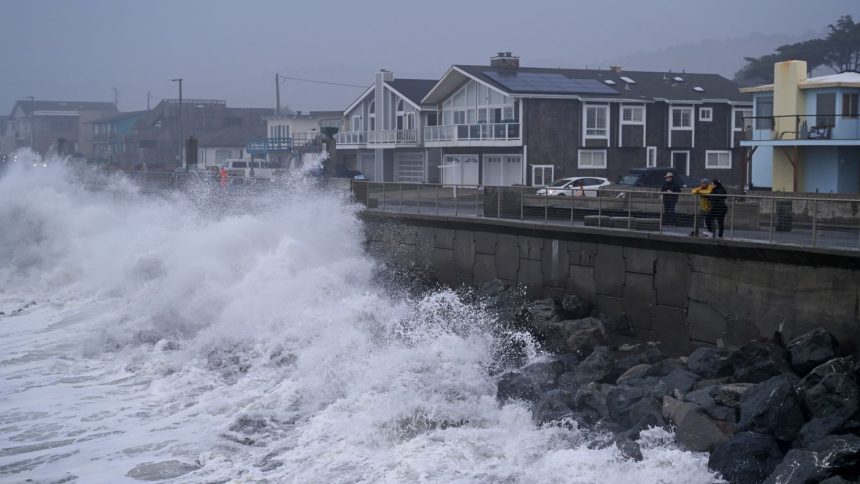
[
  {"left": 384, "top": 79, "right": 437, "bottom": 105},
  {"left": 87, "top": 110, "right": 148, "bottom": 124},
  {"left": 196, "top": 125, "right": 266, "bottom": 147},
  {"left": 741, "top": 71, "right": 860, "bottom": 93},
  {"left": 426, "top": 65, "right": 751, "bottom": 103},
  {"left": 12, "top": 100, "right": 118, "bottom": 116},
  {"left": 265, "top": 110, "right": 342, "bottom": 121}
]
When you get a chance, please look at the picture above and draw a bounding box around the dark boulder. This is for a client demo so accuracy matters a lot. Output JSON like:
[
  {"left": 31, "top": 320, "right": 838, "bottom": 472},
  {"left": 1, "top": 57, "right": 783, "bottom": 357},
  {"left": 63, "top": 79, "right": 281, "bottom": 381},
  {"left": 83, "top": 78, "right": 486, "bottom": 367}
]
[
  {"left": 798, "top": 356, "right": 860, "bottom": 420},
  {"left": 603, "top": 314, "right": 634, "bottom": 336},
  {"left": 819, "top": 477, "right": 853, "bottom": 484},
  {"left": 713, "top": 383, "right": 754, "bottom": 408},
  {"left": 794, "top": 416, "right": 847, "bottom": 449},
  {"left": 661, "top": 368, "right": 701, "bottom": 395},
  {"left": 560, "top": 294, "right": 593, "bottom": 320},
  {"left": 809, "top": 434, "right": 860, "bottom": 477},
  {"left": 762, "top": 449, "right": 832, "bottom": 484},
  {"left": 738, "top": 375, "right": 806, "bottom": 443},
  {"left": 662, "top": 396, "right": 730, "bottom": 452},
  {"left": 786, "top": 328, "right": 840, "bottom": 377},
  {"left": 730, "top": 342, "right": 792, "bottom": 384},
  {"left": 708, "top": 432, "right": 784, "bottom": 484},
  {"left": 617, "top": 346, "right": 665, "bottom": 373},
  {"left": 571, "top": 382, "right": 613, "bottom": 425},
  {"left": 616, "top": 439, "right": 643, "bottom": 461},
  {"left": 522, "top": 360, "right": 565, "bottom": 392},
  {"left": 607, "top": 384, "right": 664, "bottom": 428},
  {"left": 643, "top": 358, "right": 686, "bottom": 378},
  {"left": 557, "top": 346, "right": 618, "bottom": 388},
  {"left": 554, "top": 317, "right": 608, "bottom": 355},
  {"left": 497, "top": 371, "right": 542, "bottom": 404},
  {"left": 555, "top": 353, "right": 580, "bottom": 372},
  {"left": 532, "top": 389, "right": 576, "bottom": 424},
  {"left": 525, "top": 298, "right": 562, "bottom": 330},
  {"left": 685, "top": 387, "right": 738, "bottom": 424},
  {"left": 687, "top": 347, "right": 734, "bottom": 379}
]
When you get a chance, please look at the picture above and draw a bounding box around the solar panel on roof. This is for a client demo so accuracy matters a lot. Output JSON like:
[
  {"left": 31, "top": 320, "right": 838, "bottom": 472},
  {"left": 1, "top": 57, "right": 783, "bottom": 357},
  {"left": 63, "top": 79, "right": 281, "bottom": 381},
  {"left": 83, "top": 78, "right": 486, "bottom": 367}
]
[
  {"left": 693, "top": 86, "right": 705, "bottom": 92},
  {"left": 619, "top": 76, "right": 636, "bottom": 84},
  {"left": 484, "top": 71, "right": 618, "bottom": 95},
  {"left": 604, "top": 79, "right": 616, "bottom": 85}
]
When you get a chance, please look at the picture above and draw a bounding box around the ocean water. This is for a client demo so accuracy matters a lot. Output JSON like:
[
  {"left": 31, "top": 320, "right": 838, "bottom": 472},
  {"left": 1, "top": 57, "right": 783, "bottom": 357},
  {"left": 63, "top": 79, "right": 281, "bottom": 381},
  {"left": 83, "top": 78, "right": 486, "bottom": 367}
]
[{"left": 0, "top": 155, "right": 720, "bottom": 483}]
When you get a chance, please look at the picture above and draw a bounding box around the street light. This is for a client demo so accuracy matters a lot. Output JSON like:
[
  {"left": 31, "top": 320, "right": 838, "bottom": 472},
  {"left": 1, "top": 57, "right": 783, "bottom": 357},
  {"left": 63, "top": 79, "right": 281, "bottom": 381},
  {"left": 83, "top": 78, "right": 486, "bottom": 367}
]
[
  {"left": 171, "top": 78, "right": 183, "bottom": 169},
  {"left": 25, "top": 96, "right": 35, "bottom": 152}
]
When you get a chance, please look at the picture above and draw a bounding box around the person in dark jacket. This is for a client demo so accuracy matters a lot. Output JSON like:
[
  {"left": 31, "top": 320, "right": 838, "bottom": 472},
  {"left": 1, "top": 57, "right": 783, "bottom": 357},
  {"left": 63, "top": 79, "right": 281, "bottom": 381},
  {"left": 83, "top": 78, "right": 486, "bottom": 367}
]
[
  {"left": 661, "top": 172, "right": 681, "bottom": 226},
  {"left": 707, "top": 179, "right": 728, "bottom": 237}
]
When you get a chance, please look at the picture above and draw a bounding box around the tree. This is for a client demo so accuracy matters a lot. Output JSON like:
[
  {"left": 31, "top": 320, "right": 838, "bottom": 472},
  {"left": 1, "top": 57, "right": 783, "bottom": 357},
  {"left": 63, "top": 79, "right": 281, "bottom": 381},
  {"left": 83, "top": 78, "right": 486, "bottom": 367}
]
[{"left": 734, "top": 15, "right": 860, "bottom": 84}]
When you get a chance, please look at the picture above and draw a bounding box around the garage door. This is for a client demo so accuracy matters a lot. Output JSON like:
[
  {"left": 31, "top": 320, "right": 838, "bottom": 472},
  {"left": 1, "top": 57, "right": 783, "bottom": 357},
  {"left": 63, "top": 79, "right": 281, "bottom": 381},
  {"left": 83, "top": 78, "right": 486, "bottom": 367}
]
[
  {"left": 441, "top": 155, "right": 479, "bottom": 186},
  {"left": 482, "top": 154, "right": 523, "bottom": 186},
  {"left": 395, "top": 152, "right": 425, "bottom": 182}
]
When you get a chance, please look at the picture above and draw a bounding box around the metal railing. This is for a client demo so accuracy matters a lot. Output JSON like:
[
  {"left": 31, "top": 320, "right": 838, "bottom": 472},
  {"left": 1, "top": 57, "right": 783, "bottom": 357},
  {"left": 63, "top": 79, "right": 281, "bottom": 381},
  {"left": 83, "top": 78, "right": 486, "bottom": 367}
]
[
  {"left": 367, "top": 129, "right": 419, "bottom": 144},
  {"left": 351, "top": 180, "right": 860, "bottom": 252},
  {"left": 743, "top": 114, "right": 860, "bottom": 142},
  {"left": 334, "top": 131, "right": 367, "bottom": 145},
  {"left": 424, "top": 123, "right": 520, "bottom": 143}
]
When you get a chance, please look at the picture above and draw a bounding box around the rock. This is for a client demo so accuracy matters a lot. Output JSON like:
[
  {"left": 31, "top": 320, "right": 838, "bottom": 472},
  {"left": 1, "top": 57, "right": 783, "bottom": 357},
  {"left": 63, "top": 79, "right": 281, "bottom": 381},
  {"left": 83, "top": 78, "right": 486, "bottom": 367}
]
[
  {"left": 819, "top": 477, "right": 853, "bottom": 484},
  {"left": 661, "top": 368, "right": 701, "bottom": 395},
  {"left": 617, "top": 346, "right": 665, "bottom": 373},
  {"left": 786, "top": 328, "right": 840, "bottom": 377},
  {"left": 794, "top": 417, "right": 847, "bottom": 449},
  {"left": 616, "top": 439, "right": 643, "bottom": 461},
  {"left": 557, "top": 346, "right": 618, "bottom": 388},
  {"left": 603, "top": 314, "right": 634, "bottom": 336},
  {"left": 556, "top": 317, "right": 608, "bottom": 355},
  {"left": 560, "top": 294, "right": 593, "bottom": 320},
  {"left": 497, "top": 371, "right": 542, "bottom": 404},
  {"left": 738, "top": 375, "right": 806, "bottom": 443},
  {"left": 809, "top": 434, "right": 860, "bottom": 476},
  {"left": 730, "top": 342, "right": 792, "bottom": 383},
  {"left": 798, "top": 356, "right": 860, "bottom": 420},
  {"left": 684, "top": 387, "right": 738, "bottom": 424},
  {"left": 522, "top": 360, "right": 565, "bottom": 392},
  {"left": 607, "top": 385, "right": 649, "bottom": 427},
  {"left": 626, "top": 397, "right": 666, "bottom": 429},
  {"left": 762, "top": 449, "right": 832, "bottom": 484},
  {"left": 687, "top": 347, "right": 734, "bottom": 379},
  {"left": 661, "top": 396, "right": 730, "bottom": 452},
  {"left": 532, "top": 389, "right": 576, "bottom": 424},
  {"left": 713, "top": 383, "right": 754, "bottom": 408},
  {"left": 555, "top": 353, "right": 580, "bottom": 372},
  {"left": 643, "top": 358, "right": 686, "bottom": 378},
  {"left": 708, "top": 432, "right": 784, "bottom": 484},
  {"left": 616, "top": 363, "right": 651, "bottom": 384},
  {"left": 525, "top": 298, "right": 562, "bottom": 331},
  {"left": 571, "top": 382, "right": 613, "bottom": 424}
]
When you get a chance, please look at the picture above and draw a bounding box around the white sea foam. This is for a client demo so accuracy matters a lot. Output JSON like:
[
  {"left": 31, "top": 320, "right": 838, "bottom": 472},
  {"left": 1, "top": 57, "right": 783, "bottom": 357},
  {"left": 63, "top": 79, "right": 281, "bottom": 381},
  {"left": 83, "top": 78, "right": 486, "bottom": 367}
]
[{"left": 0, "top": 153, "right": 721, "bottom": 483}]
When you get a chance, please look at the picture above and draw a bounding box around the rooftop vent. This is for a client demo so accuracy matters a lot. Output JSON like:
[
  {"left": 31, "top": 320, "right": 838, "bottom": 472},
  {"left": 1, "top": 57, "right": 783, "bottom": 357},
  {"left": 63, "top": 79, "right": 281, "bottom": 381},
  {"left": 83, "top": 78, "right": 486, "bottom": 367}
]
[
  {"left": 693, "top": 86, "right": 705, "bottom": 92},
  {"left": 673, "top": 76, "right": 685, "bottom": 82},
  {"left": 604, "top": 79, "right": 617, "bottom": 85},
  {"left": 619, "top": 76, "right": 636, "bottom": 84},
  {"left": 490, "top": 52, "right": 520, "bottom": 71},
  {"left": 610, "top": 65, "right": 623, "bottom": 73}
]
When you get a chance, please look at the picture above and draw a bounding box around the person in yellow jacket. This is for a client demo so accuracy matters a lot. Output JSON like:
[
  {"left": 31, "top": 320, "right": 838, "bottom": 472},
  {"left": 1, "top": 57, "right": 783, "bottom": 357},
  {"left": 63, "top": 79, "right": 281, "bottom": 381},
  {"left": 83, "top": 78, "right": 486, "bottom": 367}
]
[{"left": 690, "top": 178, "right": 714, "bottom": 237}]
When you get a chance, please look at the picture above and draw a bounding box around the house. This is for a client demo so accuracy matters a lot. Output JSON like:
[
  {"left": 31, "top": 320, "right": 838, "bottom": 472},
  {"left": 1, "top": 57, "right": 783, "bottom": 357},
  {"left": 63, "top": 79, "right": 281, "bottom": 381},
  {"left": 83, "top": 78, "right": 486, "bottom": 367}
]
[
  {"left": 88, "top": 110, "right": 149, "bottom": 164},
  {"left": 121, "top": 99, "right": 271, "bottom": 170},
  {"left": 251, "top": 110, "right": 342, "bottom": 167},
  {"left": 334, "top": 71, "right": 438, "bottom": 182},
  {"left": 7, "top": 100, "right": 118, "bottom": 157},
  {"left": 740, "top": 60, "right": 860, "bottom": 193},
  {"left": 195, "top": 124, "right": 265, "bottom": 168},
  {"left": 416, "top": 53, "right": 752, "bottom": 188},
  {"left": 0, "top": 115, "right": 14, "bottom": 160}
]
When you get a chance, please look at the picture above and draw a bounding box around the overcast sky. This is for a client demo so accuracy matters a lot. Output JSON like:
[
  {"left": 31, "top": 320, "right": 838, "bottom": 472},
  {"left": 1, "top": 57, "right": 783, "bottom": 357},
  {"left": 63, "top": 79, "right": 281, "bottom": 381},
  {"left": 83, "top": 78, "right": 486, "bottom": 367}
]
[{"left": 1, "top": 0, "right": 856, "bottom": 114}]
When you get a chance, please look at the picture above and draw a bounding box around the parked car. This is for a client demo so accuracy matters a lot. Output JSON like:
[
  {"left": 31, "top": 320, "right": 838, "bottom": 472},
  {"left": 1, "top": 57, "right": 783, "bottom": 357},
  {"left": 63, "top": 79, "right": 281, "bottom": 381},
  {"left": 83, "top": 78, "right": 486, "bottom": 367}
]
[
  {"left": 221, "top": 159, "right": 276, "bottom": 179},
  {"left": 335, "top": 165, "right": 366, "bottom": 180},
  {"left": 536, "top": 177, "right": 611, "bottom": 197},
  {"left": 613, "top": 167, "right": 693, "bottom": 189}
]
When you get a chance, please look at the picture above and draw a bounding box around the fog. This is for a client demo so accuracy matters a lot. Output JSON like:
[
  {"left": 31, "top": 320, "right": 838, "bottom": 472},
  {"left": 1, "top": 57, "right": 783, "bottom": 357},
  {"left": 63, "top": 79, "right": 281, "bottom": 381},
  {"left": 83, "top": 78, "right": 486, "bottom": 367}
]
[{"left": 0, "top": 0, "right": 855, "bottom": 112}]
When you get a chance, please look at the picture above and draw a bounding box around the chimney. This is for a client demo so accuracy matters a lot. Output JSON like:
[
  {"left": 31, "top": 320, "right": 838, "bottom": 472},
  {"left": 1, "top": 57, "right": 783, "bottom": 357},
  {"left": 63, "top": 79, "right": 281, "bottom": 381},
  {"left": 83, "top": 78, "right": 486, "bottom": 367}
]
[
  {"left": 490, "top": 52, "right": 520, "bottom": 71},
  {"left": 610, "top": 65, "right": 622, "bottom": 73},
  {"left": 375, "top": 69, "right": 394, "bottom": 83}
]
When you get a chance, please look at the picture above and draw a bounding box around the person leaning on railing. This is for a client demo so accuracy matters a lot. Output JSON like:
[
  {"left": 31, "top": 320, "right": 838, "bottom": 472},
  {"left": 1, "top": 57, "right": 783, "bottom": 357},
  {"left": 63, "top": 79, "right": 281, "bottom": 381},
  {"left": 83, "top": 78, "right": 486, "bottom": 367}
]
[
  {"left": 706, "top": 180, "right": 728, "bottom": 238},
  {"left": 690, "top": 178, "right": 714, "bottom": 237},
  {"left": 661, "top": 172, "right": 681, "bottom": 226}
]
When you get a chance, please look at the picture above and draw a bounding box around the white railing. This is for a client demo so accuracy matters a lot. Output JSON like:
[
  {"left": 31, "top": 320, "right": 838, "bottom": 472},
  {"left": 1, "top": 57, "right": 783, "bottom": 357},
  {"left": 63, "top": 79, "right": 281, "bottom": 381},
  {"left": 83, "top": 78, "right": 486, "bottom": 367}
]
[
  {"left": 367, "top": 129, "right": 419, "bottom": 144},
  {"left": 424, "top": 123, "right": 520, "bottom": 143},
  {"left": 335, "top": 131, "right": 366, "bottom": 145}
]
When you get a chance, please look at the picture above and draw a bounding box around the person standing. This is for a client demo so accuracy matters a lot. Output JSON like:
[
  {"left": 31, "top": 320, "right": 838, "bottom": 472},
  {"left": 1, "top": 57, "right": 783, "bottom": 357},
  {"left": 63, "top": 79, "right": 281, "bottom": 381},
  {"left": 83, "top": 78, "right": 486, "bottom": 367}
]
[
  {"left": 660, "top": 172, "right": 681, "bottom": 226},
  {"left": 707, "top": 180, "right": 728, "bottom": 237},
  {"left": 690, "top": 178, "right": 714, "bottom": 237},
  {"left": 219, "top": 166, "right": 228, "bottom": 190}
]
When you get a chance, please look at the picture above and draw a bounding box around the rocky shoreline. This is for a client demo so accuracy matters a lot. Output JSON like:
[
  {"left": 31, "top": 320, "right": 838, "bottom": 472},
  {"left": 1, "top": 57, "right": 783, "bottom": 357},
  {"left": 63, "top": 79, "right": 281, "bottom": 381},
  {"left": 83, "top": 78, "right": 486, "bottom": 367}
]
[{"left": 476, "top": 280, "right": 860, "bottom": 484}]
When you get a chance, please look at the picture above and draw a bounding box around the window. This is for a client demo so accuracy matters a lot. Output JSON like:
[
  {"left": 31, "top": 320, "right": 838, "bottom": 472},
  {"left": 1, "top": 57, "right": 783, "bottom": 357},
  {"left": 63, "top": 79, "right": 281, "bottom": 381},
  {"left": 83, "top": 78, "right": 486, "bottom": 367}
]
[
  {"left": 453, "top": 111, "right": 467, "bottom": 124},
  {"left": 646, "top": 146, "right": 657, "bottom": 167},
  {"left": 671, "top": 107, "right": 693, "bottom": 129},
  {"left": 368, "top": 101, "right": 376, "bottom": 131},
  {"left": 531, "top": 164, "right": 554, "bottom": 186},
  {"left": 734, "top": 109, "right": 753, "bottom": 130},
  {"left": 351, "top": 115, "right": 362, "bottom": 132},
  {"left": 215, "top": 149, "right": 232, "bottom": 162},
  {"left": 585, "top": 105, "right": 609, "bottom": 138},
  {"left": 755, "top": 96, "right": 773, "bottom": 130},
  {"left": 578, "top": 150, "right": 607, "bottom": 169},
  {"left": 699, "top": 107, "right": 713, "bottom": 122},
  {"left": 843, "top": 93, "right": 859, "bottom": 118},
  {"left": 621, "top": 106, "right": 644, "bottom": 124},
  {"left": 705, "top": 150, "right": 732, "bottom": 169},
  {"left": 816, "top": 93, "right": 836, "bottom": 127}
]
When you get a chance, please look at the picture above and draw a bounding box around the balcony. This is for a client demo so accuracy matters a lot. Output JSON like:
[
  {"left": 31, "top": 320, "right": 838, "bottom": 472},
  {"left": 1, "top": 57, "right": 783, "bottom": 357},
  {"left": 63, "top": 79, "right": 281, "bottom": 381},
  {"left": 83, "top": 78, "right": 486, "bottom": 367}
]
[
  {"left": 741, "top": 114, "right": 860, "bottom": 146},
  {"left": 367, "top": 129, "right": 418, "bottom": 145},
  {"left": 424, "top": 123, "right": 520, "bottom": 147},
  {"left": 334, "top": 131, "right": 366, "bottom": 146}
]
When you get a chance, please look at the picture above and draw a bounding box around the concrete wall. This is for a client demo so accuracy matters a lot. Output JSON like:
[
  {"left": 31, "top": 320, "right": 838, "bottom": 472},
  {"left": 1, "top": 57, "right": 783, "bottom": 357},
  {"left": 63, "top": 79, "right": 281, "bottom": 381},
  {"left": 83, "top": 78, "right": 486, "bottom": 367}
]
[{"left": 363, "top": 212, "right": 860, "bottom": 354}]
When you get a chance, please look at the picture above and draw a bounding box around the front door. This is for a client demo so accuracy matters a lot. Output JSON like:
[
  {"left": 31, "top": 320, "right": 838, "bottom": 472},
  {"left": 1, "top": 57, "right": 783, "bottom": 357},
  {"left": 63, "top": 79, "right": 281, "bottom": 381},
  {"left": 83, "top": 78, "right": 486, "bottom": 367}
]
[{"left": 671, "top": 151, "right": 690, "bottom": 176}]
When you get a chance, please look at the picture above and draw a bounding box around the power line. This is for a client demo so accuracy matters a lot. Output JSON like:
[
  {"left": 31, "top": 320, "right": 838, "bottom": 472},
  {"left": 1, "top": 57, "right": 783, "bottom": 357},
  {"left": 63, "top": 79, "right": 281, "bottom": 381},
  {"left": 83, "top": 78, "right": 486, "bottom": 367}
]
[{"left": 277, "top": 74, "right": 367, "bottom": 89}]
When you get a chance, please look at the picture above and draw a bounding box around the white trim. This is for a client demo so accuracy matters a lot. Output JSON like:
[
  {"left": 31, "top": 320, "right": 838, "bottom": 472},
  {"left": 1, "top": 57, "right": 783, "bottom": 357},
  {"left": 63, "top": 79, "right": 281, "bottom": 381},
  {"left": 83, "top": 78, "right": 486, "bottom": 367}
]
[
  {"left": 620, "top": 105, "right": 645, "bottom": 125},
  {"left": 670, "top": 150, "right": 691, "bottom": 176},
  {"left": 422, "top": 66, "right": 511, "bottom": 104},
  {"left": 343, "top": 86, "right": 375, "bottom": 116},
  {"left": 646, "top": 146, "right": 657, "bottom": 167},
  {"left": 583, "top": 104, "right": 610, "bottom": 141},
  {"left": 577, "top": 149, "right": 607, "bottom": 169},
  {"left": 531, "top": 164, "right": 555, "bottom": 186},
  {"left": 698, "top": 107, "right": 713, "bottom": 122},
  {"left": 383, "top": 82, "right": 423, "bottom": 111},
  {"left": 670, "top": 106, "right": 694, "bottom": 130},
  {"left": 620, "top": 104, "right": 645, "bottom": 147},
  {"left": 705, "top": 150, "right": 732, "bottom": 170}
]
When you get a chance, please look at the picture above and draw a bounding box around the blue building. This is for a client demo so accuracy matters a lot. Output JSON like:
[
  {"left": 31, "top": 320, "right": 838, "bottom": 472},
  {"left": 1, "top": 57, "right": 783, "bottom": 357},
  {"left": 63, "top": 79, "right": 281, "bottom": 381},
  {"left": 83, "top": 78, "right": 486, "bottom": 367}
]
[{"left": 89, "top": 110, "right": 149, "bottom": 164}]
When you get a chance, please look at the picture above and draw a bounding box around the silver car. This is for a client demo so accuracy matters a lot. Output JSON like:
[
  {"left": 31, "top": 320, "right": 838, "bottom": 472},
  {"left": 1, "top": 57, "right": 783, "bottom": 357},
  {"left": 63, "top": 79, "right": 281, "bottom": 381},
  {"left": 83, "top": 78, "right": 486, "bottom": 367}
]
[{"left": 536, "top": 176, "right": 611, "bottom": 197}]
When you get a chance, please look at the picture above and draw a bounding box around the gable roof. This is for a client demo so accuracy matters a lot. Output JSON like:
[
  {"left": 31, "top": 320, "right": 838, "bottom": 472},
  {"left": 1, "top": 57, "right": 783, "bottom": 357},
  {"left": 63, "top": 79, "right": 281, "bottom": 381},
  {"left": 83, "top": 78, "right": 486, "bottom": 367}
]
[
  {"left": 425, "top": 65, "right": 751, "bottom": 104},
  {"left": 384, "top": 79, "right": 437, "bottom": 106},
  {"left": 12, "top": 100, "right": 118, "bottom": 116},
  {"left": 196, "top": 125, "right": 266, "bottom": 147},
  {"left": 87, "top": 110, "right": 149, "bottom": 124}
]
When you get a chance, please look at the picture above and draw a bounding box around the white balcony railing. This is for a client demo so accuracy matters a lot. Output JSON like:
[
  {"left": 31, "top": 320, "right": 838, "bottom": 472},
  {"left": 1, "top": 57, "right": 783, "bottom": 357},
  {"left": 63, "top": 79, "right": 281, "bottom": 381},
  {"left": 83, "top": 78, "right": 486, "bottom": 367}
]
[
  {"left": 424, "top": 123, "right": 520, "bottom": 143},
  {"left": 335, "top": 131, "right": 366, "bottom": 144},
  {"left": 367, "top": 129, "right": 418, "bottom": 144}
]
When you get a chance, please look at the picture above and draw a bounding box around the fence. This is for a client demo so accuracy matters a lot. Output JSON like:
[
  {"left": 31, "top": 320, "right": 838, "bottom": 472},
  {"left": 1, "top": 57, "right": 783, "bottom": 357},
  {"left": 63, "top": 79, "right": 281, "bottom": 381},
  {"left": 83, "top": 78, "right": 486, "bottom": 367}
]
[{"left": 351, "top": 181, "right": 860, "bottom": 252}]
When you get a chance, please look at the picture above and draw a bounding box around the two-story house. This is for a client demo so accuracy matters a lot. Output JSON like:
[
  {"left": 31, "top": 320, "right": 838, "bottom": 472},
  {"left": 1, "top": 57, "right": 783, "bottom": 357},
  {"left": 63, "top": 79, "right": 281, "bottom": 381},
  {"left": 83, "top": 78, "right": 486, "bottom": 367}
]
[
  {"left": 88, "top": 110, "right": 149, "bottom": 164},
  {"left": 740, "top": 60, "right": 860, "bottom": 193},
  {"left": 335, "top": 71, "right": 438, "bottom": 182},
  {"left": 418, "top": 53, "right": 752, "bottom": 188},
  {"left": 250, "top": 111, "right": 342, "bottom": 167},
  {"left": 8, "top": 100, "right": 118, "bottom": 157}
]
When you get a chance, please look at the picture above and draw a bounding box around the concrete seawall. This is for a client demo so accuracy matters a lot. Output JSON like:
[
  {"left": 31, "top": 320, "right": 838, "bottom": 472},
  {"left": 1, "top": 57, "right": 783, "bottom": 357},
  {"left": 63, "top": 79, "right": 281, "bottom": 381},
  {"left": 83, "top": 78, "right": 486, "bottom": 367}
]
[{"left": 363, "top": 211, "right": 860, "bottom": 354}]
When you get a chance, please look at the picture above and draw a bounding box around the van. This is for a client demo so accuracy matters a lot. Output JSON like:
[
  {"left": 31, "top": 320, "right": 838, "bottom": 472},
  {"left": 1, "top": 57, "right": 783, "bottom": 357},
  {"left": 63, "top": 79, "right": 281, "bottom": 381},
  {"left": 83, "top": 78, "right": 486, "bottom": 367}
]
[{"left": 222, "top": 159, "right": 276, "bottom": 179}]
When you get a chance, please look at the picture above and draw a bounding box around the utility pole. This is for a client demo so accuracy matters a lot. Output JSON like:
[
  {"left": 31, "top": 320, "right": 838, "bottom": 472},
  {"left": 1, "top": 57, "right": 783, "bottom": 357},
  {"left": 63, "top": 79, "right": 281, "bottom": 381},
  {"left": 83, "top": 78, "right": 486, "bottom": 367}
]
[
  {"left": 171, "top": 78, "right": 183, "bottom": 169},
  {"left": 275, "top": 73, "right": 281, "bottom": 116},
  {"left": 25, "top": 96, "right": 36, "bottom": 153},
  {"left": 147, "top": 91, "right": 151, "bottom": 110},
  {"left": 113, "top": 87, "right": 119, "bottom": 109}
]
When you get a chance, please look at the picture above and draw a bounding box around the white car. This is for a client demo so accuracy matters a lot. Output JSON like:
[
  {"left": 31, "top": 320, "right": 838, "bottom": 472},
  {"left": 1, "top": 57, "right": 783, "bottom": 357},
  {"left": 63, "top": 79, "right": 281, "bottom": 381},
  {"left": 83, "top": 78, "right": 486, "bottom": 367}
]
[{"left": 536, "top": 177, "right": 611, "bottom": 197}]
